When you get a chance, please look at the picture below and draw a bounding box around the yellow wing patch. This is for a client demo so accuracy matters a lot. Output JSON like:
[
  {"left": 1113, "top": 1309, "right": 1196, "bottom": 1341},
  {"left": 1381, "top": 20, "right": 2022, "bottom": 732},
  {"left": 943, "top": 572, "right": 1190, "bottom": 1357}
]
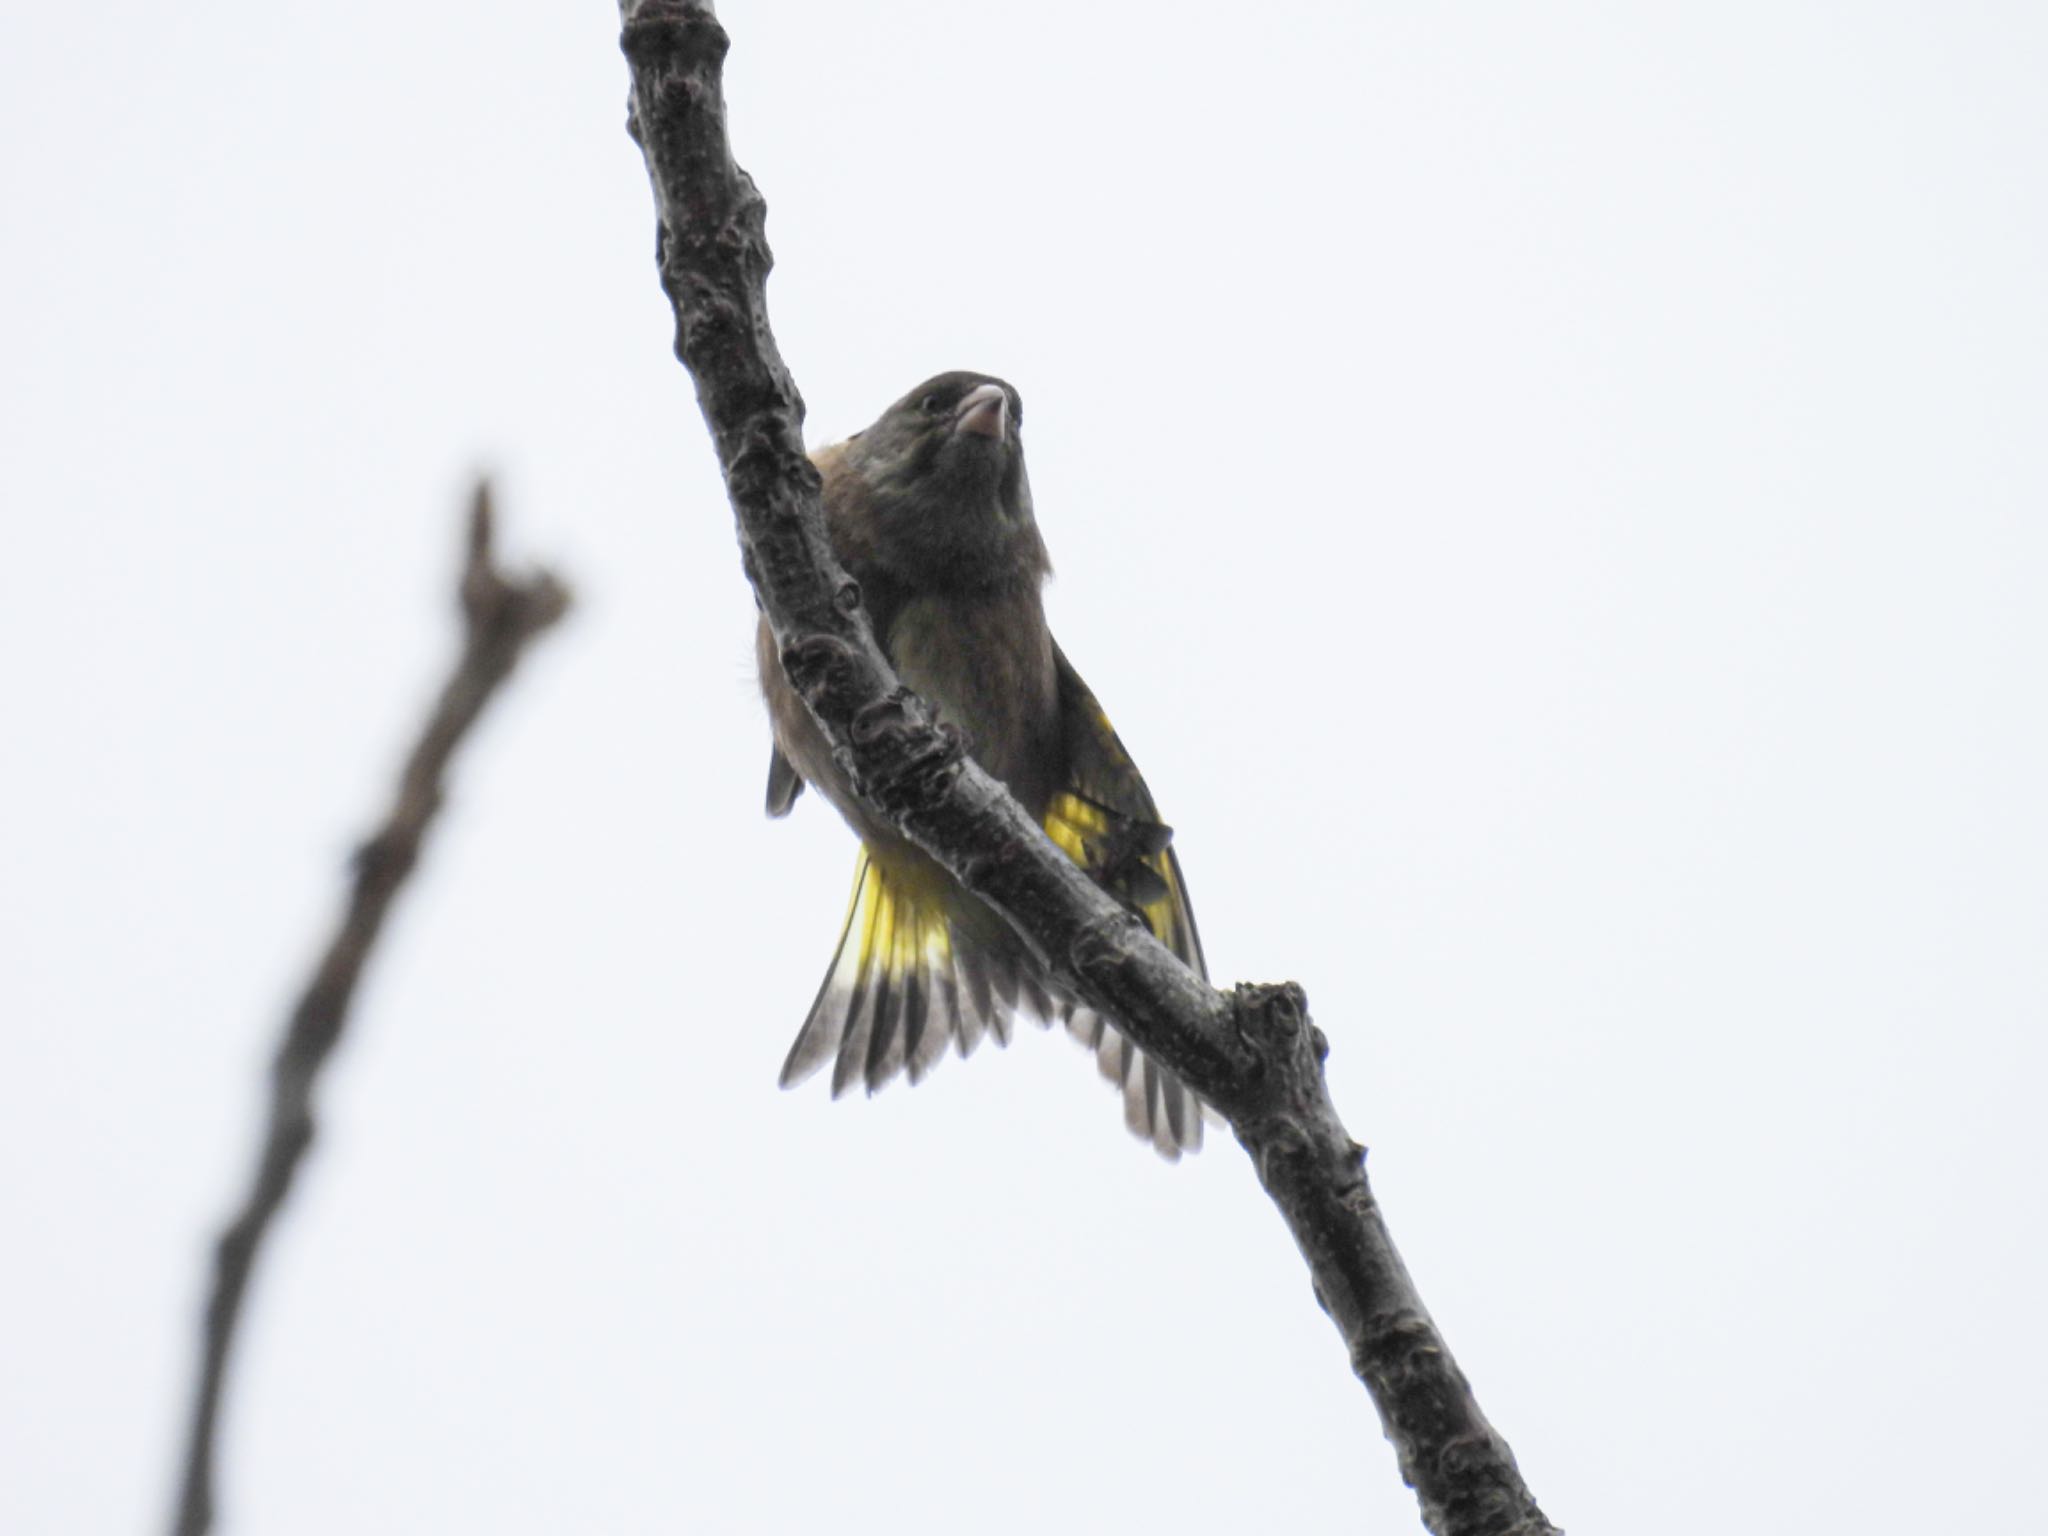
[{"left": 1043, "top": 791, "right": 1199, "bottom": 973}]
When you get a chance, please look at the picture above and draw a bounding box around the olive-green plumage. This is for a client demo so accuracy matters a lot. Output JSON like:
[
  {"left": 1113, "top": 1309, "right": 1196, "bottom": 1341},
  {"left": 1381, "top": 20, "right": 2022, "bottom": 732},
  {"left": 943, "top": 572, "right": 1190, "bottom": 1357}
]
[{"left": 757, "top": 371, "right": 1206, "bottom": 1157}]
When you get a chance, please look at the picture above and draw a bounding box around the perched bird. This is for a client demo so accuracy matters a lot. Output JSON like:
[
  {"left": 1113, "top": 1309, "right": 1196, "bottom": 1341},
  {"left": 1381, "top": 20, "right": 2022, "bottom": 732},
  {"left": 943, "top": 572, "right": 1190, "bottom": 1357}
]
[{"left": 757, "top": 371, "right": 1207, "bottom": 1157}]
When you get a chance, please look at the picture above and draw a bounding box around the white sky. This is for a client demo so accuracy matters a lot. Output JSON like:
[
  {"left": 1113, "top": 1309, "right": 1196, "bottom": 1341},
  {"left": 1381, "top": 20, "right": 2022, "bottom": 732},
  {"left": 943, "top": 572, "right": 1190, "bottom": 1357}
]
[{"left": 4, "top": 3, "right": 2045, "bottom": 1532}]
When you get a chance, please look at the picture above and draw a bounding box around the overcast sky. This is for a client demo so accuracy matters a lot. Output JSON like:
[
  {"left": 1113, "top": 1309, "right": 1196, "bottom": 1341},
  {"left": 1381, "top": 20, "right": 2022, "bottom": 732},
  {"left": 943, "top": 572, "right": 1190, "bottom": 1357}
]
[{"left": 4, "top": 3, "right": 2045, "bottom": 1532}]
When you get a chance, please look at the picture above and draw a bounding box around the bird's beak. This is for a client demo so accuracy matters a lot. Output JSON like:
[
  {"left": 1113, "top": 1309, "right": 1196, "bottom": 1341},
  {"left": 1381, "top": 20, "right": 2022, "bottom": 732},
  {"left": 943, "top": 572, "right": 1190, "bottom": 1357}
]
[{"left": 953, "top": 383, "right": 1008, "bottom": 440}]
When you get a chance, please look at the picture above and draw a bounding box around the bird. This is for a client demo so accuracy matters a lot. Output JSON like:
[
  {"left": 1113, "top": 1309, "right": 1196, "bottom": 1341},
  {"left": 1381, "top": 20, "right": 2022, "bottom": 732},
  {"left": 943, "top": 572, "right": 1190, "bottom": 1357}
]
[{"left": 756, "top": 370, "right": 1207, "bottom": 1158}]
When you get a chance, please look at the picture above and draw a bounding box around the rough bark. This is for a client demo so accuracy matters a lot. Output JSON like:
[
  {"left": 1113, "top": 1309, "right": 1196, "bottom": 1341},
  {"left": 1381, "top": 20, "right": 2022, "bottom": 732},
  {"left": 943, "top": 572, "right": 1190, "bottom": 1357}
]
[
  {"left": 169, "top": 486, "right": 570, "bottom": 1536},
  {"left": 618, "top": 6, "right": 1560, "bottom": 1532}
]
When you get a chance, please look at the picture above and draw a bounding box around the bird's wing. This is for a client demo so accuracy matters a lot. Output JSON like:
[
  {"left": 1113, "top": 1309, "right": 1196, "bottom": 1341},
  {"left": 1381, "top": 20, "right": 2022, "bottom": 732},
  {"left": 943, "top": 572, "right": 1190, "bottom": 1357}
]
[
  {"left": 764, "top": 744, "right": 805, "bottom": 818},
  {"left": 1044, "top": 643, "right": 1209, "bottom": 1156}
]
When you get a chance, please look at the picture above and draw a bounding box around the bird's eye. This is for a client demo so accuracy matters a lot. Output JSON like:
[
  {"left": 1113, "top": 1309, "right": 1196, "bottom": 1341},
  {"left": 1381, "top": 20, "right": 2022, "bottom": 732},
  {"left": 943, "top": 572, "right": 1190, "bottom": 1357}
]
[{"left": 918, "top": 393, "right": 944, "bottom": 415}]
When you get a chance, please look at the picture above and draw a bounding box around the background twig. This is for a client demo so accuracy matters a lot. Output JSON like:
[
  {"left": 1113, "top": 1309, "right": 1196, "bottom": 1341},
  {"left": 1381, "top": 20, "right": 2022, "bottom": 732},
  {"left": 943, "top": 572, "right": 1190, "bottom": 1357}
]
[
  {"left": 169, "top": 484, "right": 569, "bottom": 1536},
  {"left": 617, "top": 6, "right": 1558, "bottom": 1533}
]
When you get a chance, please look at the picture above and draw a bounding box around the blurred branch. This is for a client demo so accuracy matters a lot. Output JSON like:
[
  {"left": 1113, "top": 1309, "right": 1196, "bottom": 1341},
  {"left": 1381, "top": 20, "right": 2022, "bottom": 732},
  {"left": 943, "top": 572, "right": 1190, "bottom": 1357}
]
[
  {"left": 169, "top": 484, "right": 569, "bottom": 1536},
  {"left": 616, "top": 6, "right": 1557, "bottom": 1535}
]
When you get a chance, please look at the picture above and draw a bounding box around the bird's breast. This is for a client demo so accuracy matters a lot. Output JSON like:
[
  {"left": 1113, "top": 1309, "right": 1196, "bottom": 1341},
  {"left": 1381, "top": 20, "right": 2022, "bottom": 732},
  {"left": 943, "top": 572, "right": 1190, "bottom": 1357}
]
[{"left": 886, "top": 589, "right": 1062, "bottom": 815}]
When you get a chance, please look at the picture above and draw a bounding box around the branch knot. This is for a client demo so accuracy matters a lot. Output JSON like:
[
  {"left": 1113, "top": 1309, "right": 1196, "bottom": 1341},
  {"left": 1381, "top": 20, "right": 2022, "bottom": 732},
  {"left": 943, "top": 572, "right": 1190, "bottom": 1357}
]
[
  {"left": 618, "top": 4, "right": 727, "bottom": 73},
  {"left": 847, "top": 691, "right": 964, "bottom": 816},
  {"left": 1232, "top": 980, "right": 1321, "bottom": 1085},
  {"left": 780, "top": 633, "right": 859, "bottom": 707}
]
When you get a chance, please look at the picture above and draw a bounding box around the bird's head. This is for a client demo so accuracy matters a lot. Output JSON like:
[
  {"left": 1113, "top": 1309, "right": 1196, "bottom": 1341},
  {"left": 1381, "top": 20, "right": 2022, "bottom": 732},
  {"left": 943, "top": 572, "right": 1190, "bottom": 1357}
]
[{"left": 824, "top": 371, "right": 1047, "bottom": 593}]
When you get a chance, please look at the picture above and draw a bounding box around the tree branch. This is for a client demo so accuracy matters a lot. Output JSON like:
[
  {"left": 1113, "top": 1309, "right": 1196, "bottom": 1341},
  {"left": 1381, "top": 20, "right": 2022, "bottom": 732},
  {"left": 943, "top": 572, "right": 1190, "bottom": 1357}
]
[
  {"left": 617, "top": 6, "right": 1559, "bottom": 1532},
  {"left": 169, "top": 484, "right": 570, "bottom": 1536}
]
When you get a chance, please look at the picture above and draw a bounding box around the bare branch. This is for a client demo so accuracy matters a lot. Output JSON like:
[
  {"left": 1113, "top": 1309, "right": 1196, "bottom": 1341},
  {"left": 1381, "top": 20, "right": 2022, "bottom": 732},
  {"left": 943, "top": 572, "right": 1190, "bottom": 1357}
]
[
  {"left": 616, "top": 7, "right": 1558, "bottom": 1534},
  {"left": 169, "top": 484, "right": 570, "bottom": 1536}
]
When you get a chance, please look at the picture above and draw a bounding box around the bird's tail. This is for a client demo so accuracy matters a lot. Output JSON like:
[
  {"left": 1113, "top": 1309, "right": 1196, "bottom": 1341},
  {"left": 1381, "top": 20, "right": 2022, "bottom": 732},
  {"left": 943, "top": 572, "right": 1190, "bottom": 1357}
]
[{"left": 777, "top": 845, "right": 1204, "bottom": 1158}]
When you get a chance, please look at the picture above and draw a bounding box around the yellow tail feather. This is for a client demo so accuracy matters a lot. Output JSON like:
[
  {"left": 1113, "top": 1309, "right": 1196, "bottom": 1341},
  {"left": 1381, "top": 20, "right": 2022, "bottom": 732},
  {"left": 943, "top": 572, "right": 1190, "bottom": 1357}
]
[{"left": 779, "top": 810, "right": 1206, "bottom": 1158}]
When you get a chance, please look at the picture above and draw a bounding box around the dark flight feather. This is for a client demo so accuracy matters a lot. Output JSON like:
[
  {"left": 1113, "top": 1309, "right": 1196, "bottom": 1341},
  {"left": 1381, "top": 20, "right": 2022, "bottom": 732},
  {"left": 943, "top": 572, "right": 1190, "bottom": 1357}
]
[
  {"left": 765, "top": 746, "right": 804, "bottom": 818},
  {"left": 1045, "top": 644, "right": 1210, "bottom": 1156}
]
